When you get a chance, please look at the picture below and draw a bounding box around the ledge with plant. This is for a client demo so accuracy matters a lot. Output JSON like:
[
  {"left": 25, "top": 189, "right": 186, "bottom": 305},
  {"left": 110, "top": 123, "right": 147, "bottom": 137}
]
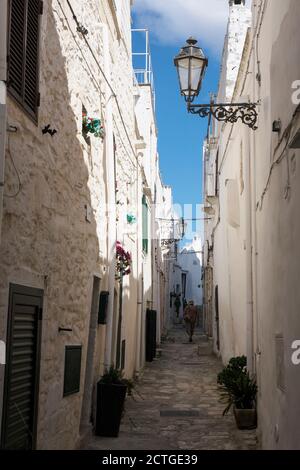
[{"left": 82, "top": 112, "right": 105, "bottom": 139}]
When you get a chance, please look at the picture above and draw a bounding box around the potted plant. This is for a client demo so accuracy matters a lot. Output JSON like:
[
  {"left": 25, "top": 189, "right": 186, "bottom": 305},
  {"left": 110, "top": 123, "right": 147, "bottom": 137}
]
[
  {"left": 82, "top": 112, "right": 105, "bottom": 139},
  {"left": 95, "top": 366, "right": 128, "bottom": 437},
  {"left": 217, "top": 356, "right": 257, "bottom": 430}
]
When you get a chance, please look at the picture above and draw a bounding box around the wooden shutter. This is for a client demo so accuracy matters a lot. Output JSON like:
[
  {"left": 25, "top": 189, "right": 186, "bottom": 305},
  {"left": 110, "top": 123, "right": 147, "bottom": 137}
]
[
  {"left": 8, "top": 0, "right": 42, "bottom": 120},
  {"left": 1, "top": 285, "right": 43, "bottom": 450}
]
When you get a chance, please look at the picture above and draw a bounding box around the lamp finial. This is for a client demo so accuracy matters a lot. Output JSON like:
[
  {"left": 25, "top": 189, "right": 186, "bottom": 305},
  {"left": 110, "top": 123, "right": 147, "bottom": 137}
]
[{"left": 186, "top": 37, "right": 197, "bottom": 46}]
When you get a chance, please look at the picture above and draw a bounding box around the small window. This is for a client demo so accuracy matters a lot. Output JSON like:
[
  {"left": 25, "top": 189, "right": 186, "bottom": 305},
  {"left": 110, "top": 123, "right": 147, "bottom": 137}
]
[
  {"left": 8, "top": 0, "right": 43, "bottom": 121},
  {"left": 98, "top": 291, "right": 109, "bottom": 325}
]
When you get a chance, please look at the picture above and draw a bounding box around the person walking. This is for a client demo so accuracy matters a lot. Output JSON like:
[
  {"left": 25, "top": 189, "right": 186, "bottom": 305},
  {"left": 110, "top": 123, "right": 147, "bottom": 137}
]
[
  {"left": 183, "top": 300, "right": 198, "bottom": 342},
  {"left": 174, "top": 294, "right": 181, "bottom": 319}
]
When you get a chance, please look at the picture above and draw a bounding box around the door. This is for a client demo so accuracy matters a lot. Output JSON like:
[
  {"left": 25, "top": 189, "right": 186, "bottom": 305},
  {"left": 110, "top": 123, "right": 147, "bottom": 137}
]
[
  {"left": 145, "top": 309, "right": 157, "bottom": 362},
  {"left": 215, "top": 285, "right": 220, "bottom": 351},
  {"left": 1, "top": 284, "right": 43, "bottom": 449}
]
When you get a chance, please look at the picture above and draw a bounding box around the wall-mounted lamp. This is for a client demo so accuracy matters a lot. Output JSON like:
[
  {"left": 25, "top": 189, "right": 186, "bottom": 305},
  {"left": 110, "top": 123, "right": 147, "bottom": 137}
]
[{"left": 174, "top": 38, "right": 259, "bottom": 130}]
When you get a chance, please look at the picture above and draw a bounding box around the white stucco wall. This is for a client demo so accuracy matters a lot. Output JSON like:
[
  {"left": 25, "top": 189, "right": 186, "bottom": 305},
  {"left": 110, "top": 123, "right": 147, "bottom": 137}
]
[
  {"left": 178, "top": 237, "right": 203, "bottom": 306},
  {"left": 204, "top": 0, "right": 300, "bottom": 450},
  {"left": 0, "top": 0, "right": 164, "bottom": 449}
]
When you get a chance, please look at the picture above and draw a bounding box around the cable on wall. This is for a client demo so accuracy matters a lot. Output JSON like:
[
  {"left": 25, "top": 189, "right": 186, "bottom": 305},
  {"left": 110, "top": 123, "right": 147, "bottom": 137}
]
[
  {"left": 64, "top": 0, "right": 143, "bottom": 173},
  {"left": 4, "top": 135, "right": 22, "bottom": 198},
  {"left": 256, "top": 104, "right": 300, "bottom": 211},
  {"left": 218, "top": 0, "right": 267, "bottom": 175},
  {"left": 54, "top": 2, "right": 106, "bottom": 101}
]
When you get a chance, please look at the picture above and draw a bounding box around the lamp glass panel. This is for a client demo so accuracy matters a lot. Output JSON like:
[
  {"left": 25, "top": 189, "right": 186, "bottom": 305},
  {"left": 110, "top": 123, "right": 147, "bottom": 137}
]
[
  {"left": 190, "top": 57, "right": 206, "bottom": 94},
  {"left": 176, "top": 57, "right": 190, "bottom": 94}
]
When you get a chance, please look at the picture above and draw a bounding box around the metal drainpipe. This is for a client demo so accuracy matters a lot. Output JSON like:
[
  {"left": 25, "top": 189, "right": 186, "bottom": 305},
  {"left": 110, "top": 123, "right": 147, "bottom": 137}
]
[
  {"left": 101, "top": 23, "right": 117, "bottom": 370},
  {"left": 244, "top": 121, "right": 254, "bottom": 373},
  {"left": 252, "top": 24, "right": 261, "bottom": 376},
  {"left": 135, "top": 151, "right": 143, "bottom": 373},
  {"left": 0, "top": 0, "right": 8, "bottom": 246}
]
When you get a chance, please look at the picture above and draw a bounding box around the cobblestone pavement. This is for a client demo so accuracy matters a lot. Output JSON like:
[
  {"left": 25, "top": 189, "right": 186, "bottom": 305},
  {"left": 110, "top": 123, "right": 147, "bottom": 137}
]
[{"left": 85, "top": 326, "right": 258, "bottom": 450}]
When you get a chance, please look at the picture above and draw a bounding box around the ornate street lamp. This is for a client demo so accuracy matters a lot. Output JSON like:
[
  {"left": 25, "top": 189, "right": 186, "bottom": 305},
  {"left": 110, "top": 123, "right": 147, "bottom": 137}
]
[
  {"left": 174, "top": 38, "right": 258, "bottom": 130},
  {"left": 161, "top": 217, "right": 186, "bottom": 247}
]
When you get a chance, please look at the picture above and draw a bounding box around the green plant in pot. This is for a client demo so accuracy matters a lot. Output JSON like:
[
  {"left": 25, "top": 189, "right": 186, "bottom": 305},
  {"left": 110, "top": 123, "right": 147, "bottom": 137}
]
[
  {"left": 217, "top": 355, "right": 257, "bottom": 430},
  {"left": 95, "top": 366, "right": 128, "bottom": 437}
]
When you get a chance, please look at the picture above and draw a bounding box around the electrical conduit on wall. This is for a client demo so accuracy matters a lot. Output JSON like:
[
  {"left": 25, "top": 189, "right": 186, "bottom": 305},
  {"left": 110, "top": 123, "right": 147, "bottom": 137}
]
[{"left": 101, "top": 23, "right": 117, "bottom": 370}]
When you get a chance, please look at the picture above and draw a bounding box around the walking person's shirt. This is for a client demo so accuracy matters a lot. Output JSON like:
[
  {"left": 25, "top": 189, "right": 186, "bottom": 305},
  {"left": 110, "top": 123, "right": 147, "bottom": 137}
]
[{"left": 184, "top": 305, "right": 198, "bottom": 325}]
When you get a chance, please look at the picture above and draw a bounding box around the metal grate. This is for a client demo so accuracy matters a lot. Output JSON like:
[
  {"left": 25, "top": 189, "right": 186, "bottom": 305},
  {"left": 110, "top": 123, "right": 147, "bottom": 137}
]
[
  {"left": 160, "top": 409, "right": 200, "bottom": 417},
  {"left": 180, "top": 362, "right": 207, "bottom": 366}
]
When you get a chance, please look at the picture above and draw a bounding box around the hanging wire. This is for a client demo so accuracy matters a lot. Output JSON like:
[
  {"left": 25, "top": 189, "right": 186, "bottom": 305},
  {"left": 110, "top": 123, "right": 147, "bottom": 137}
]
[
  {"left": 178, "top": 251, "right": 203, "bottom": 255},
  {"left": 157, "top": 217, "right": 211, "bottom": 221},
  {"left": 4, "top": 135, "right": 22, "bottom": 198},
  {"left": 257, "top": 104, "right": 300, "bottom": 211},
  {"left": 63, "top": 0, "right": 143, "bottom": 174}
]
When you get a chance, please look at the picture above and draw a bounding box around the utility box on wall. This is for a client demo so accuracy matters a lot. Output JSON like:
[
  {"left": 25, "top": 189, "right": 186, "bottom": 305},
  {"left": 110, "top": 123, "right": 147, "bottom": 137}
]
[
  {"left": 98, "top": 291, "right": 109, "bottom": 324},
  {"left": 63, "top": 345, "right": 82, "bottom": 397}
]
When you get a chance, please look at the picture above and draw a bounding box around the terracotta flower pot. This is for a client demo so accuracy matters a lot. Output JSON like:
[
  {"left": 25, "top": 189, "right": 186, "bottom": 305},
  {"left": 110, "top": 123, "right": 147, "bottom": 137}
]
[{"left": 234, "top": 407, "right": 257, "bottom": 430}]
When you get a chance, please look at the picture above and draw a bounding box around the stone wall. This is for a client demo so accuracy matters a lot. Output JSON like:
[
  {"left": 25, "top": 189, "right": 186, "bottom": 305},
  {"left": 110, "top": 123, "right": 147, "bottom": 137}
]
[{"left": 0, "top": 0, "right": 174, "bottom": 449}]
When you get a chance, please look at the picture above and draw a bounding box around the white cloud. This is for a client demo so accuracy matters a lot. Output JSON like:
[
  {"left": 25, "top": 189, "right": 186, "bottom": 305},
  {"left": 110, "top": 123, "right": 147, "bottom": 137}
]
[{"left": 133, "top": 0, "right": 252, "bottom": 54}]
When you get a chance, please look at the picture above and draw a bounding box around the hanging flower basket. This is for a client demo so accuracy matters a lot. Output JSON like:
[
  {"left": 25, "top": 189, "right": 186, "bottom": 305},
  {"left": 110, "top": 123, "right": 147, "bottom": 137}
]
[
  {"left": 82, "top": 113, "right": 105, "bottom": 139},
  {"left": 116, "top": 241, "right": 132, "bottom": 278}
]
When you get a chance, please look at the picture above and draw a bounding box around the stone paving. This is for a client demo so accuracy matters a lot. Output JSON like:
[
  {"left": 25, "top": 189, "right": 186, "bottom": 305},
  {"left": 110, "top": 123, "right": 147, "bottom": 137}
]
[{"left": 85, "top": 326, "right": 258, "bottom": 450}]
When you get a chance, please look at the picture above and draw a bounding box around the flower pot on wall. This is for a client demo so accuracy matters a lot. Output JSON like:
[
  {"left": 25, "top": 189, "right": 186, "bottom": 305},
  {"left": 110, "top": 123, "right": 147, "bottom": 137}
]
[
  {"left": 234, "top": 407, "right": 257, "bottom": 430},
  {"left": 95, "top": 382, "right": 127, "bottom": 437}
]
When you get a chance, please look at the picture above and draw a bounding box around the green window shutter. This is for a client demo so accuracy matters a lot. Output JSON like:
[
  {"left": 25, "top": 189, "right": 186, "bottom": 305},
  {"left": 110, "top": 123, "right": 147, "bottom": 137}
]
[{"left": 142, "top": 195, "right": 148, "bottom": 254}]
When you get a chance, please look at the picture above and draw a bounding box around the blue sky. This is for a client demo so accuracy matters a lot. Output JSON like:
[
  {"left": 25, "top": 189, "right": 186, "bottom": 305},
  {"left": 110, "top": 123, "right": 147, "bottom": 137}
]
[{"left": 132, "top": 0, "right": 231, "bottom": 211}]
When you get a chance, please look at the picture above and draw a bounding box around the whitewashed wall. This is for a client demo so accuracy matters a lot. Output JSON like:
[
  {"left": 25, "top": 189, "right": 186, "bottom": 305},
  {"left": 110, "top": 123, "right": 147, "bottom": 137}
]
[
  {"left": 204, "top": 0, "right": 300, "bottom": 450},
  {"left": 178, "top": 237, "right": 203, "bottom": 307}
]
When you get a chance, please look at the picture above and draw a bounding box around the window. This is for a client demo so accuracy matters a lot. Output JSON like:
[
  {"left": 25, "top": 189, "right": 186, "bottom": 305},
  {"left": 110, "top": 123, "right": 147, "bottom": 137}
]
[
  {"left": 8, "top": 0, "right": 43, "bottom": 121},
  {"left": 142, "top": 195, "right": 148, "bottom": 254}
]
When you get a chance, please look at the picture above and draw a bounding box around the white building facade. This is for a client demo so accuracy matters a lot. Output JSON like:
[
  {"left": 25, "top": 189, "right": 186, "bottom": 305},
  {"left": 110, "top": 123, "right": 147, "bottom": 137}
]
[
  {"left": 0, "top": 0, "right": 174, "bottom": 450},
  {"left": 203, "top": 0, "right": 300, "bottom": 450}
]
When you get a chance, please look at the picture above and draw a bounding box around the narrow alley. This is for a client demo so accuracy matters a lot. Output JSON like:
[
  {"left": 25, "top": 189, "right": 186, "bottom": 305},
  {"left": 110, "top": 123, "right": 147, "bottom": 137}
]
[
  {"left": 1, "top": 0, "right": 300, "bottom": 455},
  {"left": 85, "top": 326, "right": 257, "bottom": 451}
]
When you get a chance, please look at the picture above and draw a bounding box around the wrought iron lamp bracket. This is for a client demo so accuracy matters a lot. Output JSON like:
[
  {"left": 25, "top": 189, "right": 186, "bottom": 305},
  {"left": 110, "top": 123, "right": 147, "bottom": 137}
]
[
  {"left": 187, "top": 102, "right": 259, "bottom": 130},
  {"left": 161, "top": 239, "right": 180, "bottom": 247}
]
